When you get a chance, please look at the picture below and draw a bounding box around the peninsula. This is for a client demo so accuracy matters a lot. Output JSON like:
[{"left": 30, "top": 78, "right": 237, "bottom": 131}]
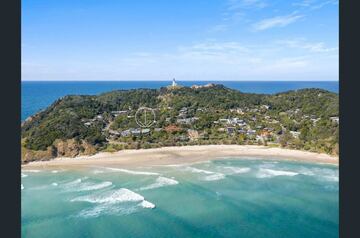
[{"left": 21, "top": 84, "right": 339, "bottom": 163}]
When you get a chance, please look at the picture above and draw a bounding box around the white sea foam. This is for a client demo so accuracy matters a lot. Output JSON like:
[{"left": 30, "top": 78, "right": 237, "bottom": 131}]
[
  {"left": 77, "top": 181, "right": 113, "bottom": 191},
  {"left": 21, "top": 173, "right": 28, "bottom": 178},
  {"left": 221, "top": 166, "right": 251, "bottom": 175},
  {"left": 185, "top": 166, "right": 226, "bottom": 181},
  {"left": 21, "top": 184, "right": 24, "bottom": 190},
  {"left": 52, "top": 183, "right": 58, "bottom": 186},
  {"left": 71, "top": 188, "right": 156, "bottom": 218},
  {"left": 63, "top": 178, "right": 83, "bottom": 187},
  {"left": 51, "top": 170, "right": 59, "bottom": 173},
  {"left": 184, "top": 167, "right": 214, "bottom": 174},
  {"left": 138, "top": 176, "right": 179, "bottom": 191},
  {"left": 71, "top": 188, "right": 145, "bottom": 204},
  {"left": 104, "top": 167, "right": 160, "bottom": 176},
  {"left": 296, "top": 167, "right": 339, "bottom": 182},
  {"left": 161, "top": 161, "right": 210, "bottom": 168},
  {"left": 76, "top": 204, "right": 138, "bottom": 218},
  {"left": 140, "top": 200, "right": 156, "bottom": 209},
  {"left": 22, "top": 169, "right": 41, "bottom": 173},
  {"left": 256, "top": 168, "right": 299, "bottom": 178},
  {"left": 203, "top": 173, "right": 226, "bottom": 181}
]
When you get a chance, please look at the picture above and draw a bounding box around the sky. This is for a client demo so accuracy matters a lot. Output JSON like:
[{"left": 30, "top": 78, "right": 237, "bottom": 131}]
[{"left": 22, "top": 0, "right": 339, "bottom": 81}]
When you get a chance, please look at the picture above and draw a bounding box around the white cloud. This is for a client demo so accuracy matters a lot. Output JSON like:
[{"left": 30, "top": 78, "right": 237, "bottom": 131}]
[
  {"left": 252, "top": 13, "right": 304, "bottom": 31},
  {"left": 22, "top": 40, "right": 338, "bottom": 81},
  {"left": 227, "top": 0, "right": 268, "bottom": 10},
  {"left": 278, "top": 39, "right": 338, "bottom": 53},
  {"left": 293, "top": 0, "right": 338, "bottom": 10}
]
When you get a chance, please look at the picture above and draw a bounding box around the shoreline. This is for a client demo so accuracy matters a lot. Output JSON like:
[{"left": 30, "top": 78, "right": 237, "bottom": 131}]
[{"left": 22, "top": 145, "right": 338, "bottom": 170}]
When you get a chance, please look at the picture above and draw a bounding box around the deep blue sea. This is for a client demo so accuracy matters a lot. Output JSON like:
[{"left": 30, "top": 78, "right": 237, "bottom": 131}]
[{"left": 21, "top": 81, "right": 338, "bottom": 121}]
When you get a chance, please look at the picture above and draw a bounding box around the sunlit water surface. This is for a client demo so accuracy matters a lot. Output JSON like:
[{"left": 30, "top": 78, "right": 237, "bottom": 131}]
[{"left": 21, "top": 158, "right": 338, "bottom": 238}]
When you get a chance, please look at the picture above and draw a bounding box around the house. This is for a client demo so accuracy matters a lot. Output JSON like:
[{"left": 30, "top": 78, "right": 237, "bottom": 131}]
[
  {"left": 141, "top": 128, "right": 150, "bottom": 135},
  {"left": 111, "top": 110, "right": 127, "bottom": 117},
  {"left": 247, "top": 129, "right": 256, "bottom": 135},
  {"left": 219, "top": 118, "right": 231, "bottom": 124},
  {"left": 238, "top": 129, "right": 246, "bottom": 134},
  {"left": 290, "top": 131, "right": 301, "bottom": 139},
  {"left": 260, "top": 130, "right": 272, "bottom": 139},
  {"left": 130, "top": 128, "right": 141, "bottom": 136},
  {"left": 165, "top": 125, "right": 182, "bottom": 133},
  {"left": 330, "top": 117, "right": 339, "bottom": 124},
  {"left": 109, "top": 130, "right": 120, "bottom": 136},
  {"left": 187, "top": 129, "right": 199, "bottom": 141},
  {"left": 261, "top": 105, "right": 270, "bottom": 110},
  {"left": 226, "top": 127, "right": 236, "bottom": 134},
  {"left": 217, "top": 128, "right": 225, "bottom": 132},
  {"left": 230, "top": 108, "right": 244, "bottom": 114},
  {"left": 176, "top": 117, "right": 199, "bottom": 125},
  {"left": 121, "top": 130, "right": 131, "bottom": 137},
  {"left": 179, "top": 107, "right": 188, "bottom": 113},
  {"left": 177, "top": 135, "right": 189, "bottom": 141},
  {"left": 310, "top": 118, "right": 320, "bottom": 125},
  {"left": 84, "top": 122, "right": 92, "bottom": 127},
  {"left": 154, "top": 128, "right": 163, "bottom": 132}
]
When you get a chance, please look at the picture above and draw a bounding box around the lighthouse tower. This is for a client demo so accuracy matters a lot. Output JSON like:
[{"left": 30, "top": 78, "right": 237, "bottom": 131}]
[{"left": 172, "top": 78, "right": 177, "bottom": 87}]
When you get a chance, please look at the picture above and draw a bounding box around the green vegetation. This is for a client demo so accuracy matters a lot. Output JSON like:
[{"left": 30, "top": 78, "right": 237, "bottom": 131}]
[{"left": 21, "top": 84, "right": 339, "bottom": 161}]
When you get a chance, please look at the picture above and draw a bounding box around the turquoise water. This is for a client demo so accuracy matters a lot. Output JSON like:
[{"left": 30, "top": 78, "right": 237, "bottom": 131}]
[
  {"left": 21, "top": 158, "right": 338, "bottom": 238},
  {"left": 21, "top": 81, "right": 338, "bottom": 121}
]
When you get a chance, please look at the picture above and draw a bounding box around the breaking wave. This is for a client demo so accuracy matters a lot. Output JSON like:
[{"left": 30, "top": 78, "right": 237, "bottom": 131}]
[
  {"left": 76, "top": 204, "right": 138, "bottom": 218},
  {"left": 71, "top": 188, "right": 145, "bottom": 204},
  {"left": 103, "top": 167, "right": 160, "bottom": 176},
  {"left": 62, "top": 178, "right": 83, "bottom": 187},
  {"left": 140, "top": 200, "right": 156, "bottom": 209},
  {"left": 21, "top": 184, "right": 24, "bottom": 190},
  {"left": 297, "top": 167, "right": 339, "bottom": 182},
  {"left": 221, "top": 166, "right": 251, "bottom": 175},
  {"left": 256, "top": 168, "right": 299, "bottom": 178},
  {"left": 184, "top": 167, "right": 214, "bottom": 174},
  {"left": 22, "top": 169, "right": 41, "bottom": 173},
  {"left": 138, "top": 176, "right": 179, "bottom": 191},
  {"left": 203, "top": 173, "right": 226, "bottom": 181},
  {"left": 77, "top": 181, "right": 113, "bottom": 192},
  {"left": 185, "top": 166, "right": 226, "bottom": 181},
  {"left": 21, "top": 173, "right": 28, "bottom": 178},
  {"left": 72, "top": 188, "right": 155, "bottom": 218}
]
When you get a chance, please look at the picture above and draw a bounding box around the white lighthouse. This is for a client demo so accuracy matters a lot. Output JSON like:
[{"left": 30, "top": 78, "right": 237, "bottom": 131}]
[{"left": 172, "top": 78, "right": 177, "bottom": 87}]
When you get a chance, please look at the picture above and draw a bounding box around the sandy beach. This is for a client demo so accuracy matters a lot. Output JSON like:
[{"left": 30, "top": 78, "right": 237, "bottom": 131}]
[{"left": 22, "top": 145, "right": 338, "bottom": 170}]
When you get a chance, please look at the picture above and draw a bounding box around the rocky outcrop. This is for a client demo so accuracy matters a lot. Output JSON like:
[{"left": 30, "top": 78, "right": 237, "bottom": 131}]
[{"left": 21, "top": 139, "right": 97, "bottom": 163}]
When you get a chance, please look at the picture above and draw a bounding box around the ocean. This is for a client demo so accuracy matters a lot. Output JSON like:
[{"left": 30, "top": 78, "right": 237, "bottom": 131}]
[
  {"left": 21, "top": 81, "right": 338, "bottom": 121},
  {"left": 21, "top": 158, "right": 339, "bottom": 238}
]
